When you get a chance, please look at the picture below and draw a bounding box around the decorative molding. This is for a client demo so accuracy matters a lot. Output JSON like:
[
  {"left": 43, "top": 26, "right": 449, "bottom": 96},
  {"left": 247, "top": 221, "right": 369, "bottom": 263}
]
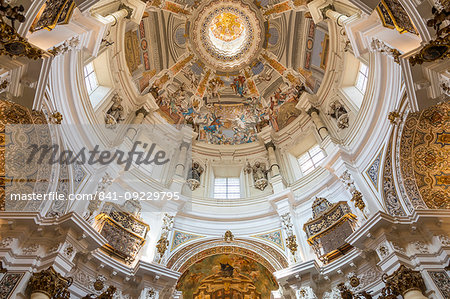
[{"left": 382, "top": 136, "right": 406, "bottom": 216}]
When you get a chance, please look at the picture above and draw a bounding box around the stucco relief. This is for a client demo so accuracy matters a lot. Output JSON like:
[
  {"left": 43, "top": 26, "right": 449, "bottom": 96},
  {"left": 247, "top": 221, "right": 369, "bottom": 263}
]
[
  {"left": 382, "top": 136, "right": 406, "bottom": 216},
  {"left": 399, "top": 102, "right": 449, "bottom": 209},
  {"left": 0, "top": 99, "right": 53, "bottom": 212}
]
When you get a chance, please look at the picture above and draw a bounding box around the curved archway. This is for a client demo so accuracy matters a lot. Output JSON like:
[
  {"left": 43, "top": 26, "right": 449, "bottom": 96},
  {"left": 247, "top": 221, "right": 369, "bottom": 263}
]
[{"left": 166, "top": 238, "right": 289, "bottom": 273}]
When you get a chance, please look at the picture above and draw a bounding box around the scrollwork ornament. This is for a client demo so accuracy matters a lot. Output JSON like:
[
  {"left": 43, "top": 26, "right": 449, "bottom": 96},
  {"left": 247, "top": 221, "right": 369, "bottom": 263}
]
[
  {"left": 156, "top": 236, "right": 169, "bottom": 260},
  {"left": 340, "top": 171, "right": 367, "bottom": 218},
  {"left": 388, "top": 111, "right": 402, "bottom": 125},
  {"left": 351, "top": 190, "right": 367, "bottom": 217}
]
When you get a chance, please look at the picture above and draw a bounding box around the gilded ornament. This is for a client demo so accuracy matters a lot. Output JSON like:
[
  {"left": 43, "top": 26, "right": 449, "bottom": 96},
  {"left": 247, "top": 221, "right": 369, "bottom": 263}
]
[
  {"left": 286, "top": 235, "right": 298, "bottom": 255},
  {"left": 93, "top": 277, "right": 105, "bottom": 291},
  {"left": 349, "top": 274, "right": 361, "bottom": 287},
  {"left": 409, "top": 39, "right": 450, "bottom": 66},
  {"left": 410, "top": 11, "right": 449, "bottom": 66},
  {"left": 388, "top": 111, "right": 402, "bottom": 125},
  {"left": 304, "top": 199, "right": 357, "bottom": 263},
  {"left": 376, "top": 0, "right": 418, "bottom": 35},
  {"left": 351, "top": 190, "right": 366, "bottom": 216},
  {"left": 0, "top": 21, "right": 44, "bottom": 59},
  {"left": 0, "top": 0, "right": 25, "bottom": 28},
  {"left": 224, "top": 230, "right": 234, "bottom": 242},
  {"left": 156, "top": 236, "right": 169, "bottom": 256},
  {"left": 50, "top": 112, "right": 63, "bottom": 124},
  {"left": 210, "top": 12, "right": 245, "bottom": 42},
  {"left": 0, "top": 0, "right": 43, "bottom": 59}
]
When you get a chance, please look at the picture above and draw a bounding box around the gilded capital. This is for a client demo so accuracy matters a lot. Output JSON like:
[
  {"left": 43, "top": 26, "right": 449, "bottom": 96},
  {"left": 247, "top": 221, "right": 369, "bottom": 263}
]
[
  {"left": 381, "top": 265, "right": 426, "bottom": 297},
  {"left": 28, "top": 267, "right": 72, "bottom": 298}
]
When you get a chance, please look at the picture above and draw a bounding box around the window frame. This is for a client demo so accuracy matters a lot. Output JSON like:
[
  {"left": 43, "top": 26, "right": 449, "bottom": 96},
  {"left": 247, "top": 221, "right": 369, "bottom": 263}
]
[
  {"left": 213, "top": 177, "right": 241, "bottom": 199},
  {"left": 355, "top": 63, "right": 369, "bottom": 94},
  {"left": 297, "top": 145, "right": 326, "bottom": 175},
  {"left": 83, "top": 62, "right": 99, "bottom": 95}
]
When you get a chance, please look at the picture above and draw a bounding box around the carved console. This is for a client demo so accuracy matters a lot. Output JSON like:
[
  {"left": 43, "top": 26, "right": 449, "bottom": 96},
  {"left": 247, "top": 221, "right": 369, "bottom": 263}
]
[
  {"left": 94, "top": 201, "right": 149, "bottom": 264},
  {"left": 303, "top": 198, "right": 357, "bottom": 263}
]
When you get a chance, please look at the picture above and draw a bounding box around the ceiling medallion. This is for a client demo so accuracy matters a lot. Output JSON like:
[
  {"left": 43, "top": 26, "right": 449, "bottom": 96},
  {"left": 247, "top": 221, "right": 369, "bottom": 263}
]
[{"left": 190, "top": 0, "right": 265, "bottom": 72}]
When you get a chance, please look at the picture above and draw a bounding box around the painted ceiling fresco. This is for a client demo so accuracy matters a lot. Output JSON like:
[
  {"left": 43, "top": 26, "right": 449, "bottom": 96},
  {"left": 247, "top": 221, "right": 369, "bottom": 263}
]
[
  {"left": 176, "top": 254, "right": 278, "bottom": 298},
  {"left": 124, "top": 0, "right": 330, "bottom": 145}
]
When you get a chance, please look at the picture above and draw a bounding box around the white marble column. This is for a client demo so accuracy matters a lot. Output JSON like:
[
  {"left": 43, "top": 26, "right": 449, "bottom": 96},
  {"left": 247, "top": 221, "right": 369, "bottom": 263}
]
[
  {"left": 306, "top": 107, "right": 329, "bottom": 140},
  {"left": 322, "top": 4, "right": 349, "bottom": 26},
  {"left": 175, "top": 142, "right": 190, "bottom": 177},
  {"left": 266, "top": 142, "right": 280, "bottom": 177},
  {"left": 266, "top": 142, "right": 285, "bottom": 192},
  {"left": 124, "top": 107, "right": 150, "bottom": 141},
  {"left": 307, "top": 0, "right": 350, "bottom": 26},
  {"left": 31, "top": 293, "right": 50, "bottom": 299},
  {"left": 403, "top": 290, "right": 428, "bottom": 299},
  {"left": 104, "top": 5, "right": 133, "bottom": 26}
]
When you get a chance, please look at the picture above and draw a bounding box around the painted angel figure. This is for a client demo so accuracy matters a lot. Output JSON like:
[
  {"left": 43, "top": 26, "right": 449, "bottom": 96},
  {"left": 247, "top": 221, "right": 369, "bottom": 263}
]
[{"left": 232, "top": 114, "right": 247, "bottom": 133}]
